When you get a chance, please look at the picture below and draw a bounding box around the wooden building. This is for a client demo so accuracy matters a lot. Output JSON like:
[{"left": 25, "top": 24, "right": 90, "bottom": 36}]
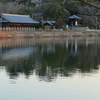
[
  {"left": 43, "top": 21, "right": 56, "bottom": 29},
  {"left": 68, "top": 15, "right": 81, "bottom": 26},
  {"left": 0, "top": 13, "right": 39, "bottom": 28}
]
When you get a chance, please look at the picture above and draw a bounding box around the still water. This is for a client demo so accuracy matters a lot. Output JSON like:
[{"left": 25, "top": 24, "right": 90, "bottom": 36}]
[{"left": 0, "top": 37, "right": 100, "bottom": 100}]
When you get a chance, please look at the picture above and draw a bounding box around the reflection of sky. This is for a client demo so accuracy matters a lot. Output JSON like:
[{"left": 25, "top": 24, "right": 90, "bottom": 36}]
[
  {"left": 2, "top": 47, "right": 37, "bottom": 60},
  {"left": 0, "top": 68, "right": 100, "bottom": 100}
]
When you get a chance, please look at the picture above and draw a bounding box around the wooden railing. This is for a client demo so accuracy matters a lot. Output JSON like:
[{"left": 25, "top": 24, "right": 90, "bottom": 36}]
[
  {"left": 0, "top": 27, "right": 64, "bottom": 32},
  {"left": 0, "top": 27, "right": 36, "bottom": 31}
]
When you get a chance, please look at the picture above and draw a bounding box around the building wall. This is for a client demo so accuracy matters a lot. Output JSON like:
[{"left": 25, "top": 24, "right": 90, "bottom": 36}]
[
  {"left": 68, "top": 19, "right": 80, "bottom": 26},
  {"left": 2, "top": 22, "right": 34, "bottom": 27}
]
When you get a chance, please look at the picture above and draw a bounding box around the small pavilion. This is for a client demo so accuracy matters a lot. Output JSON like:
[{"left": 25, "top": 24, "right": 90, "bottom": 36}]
[
  {"left": 68, "top": 15, "right": 81, "bottom": 26},
  {"left": 43, "top": 21, "right": 56, "bottom": 29}
]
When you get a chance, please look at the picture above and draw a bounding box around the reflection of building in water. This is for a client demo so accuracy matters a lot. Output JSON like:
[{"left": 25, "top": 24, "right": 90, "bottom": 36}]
[
  {"left": 66, "top": 40, "right": 68, "bottom": 49},
  {"left": 0, "top": 39, "right": 56, "bottom": 61},
  {"left": 2, "top": 47, "right": 34, "bottom": 60},
  {"left": 41, "top": 45, "right": 55, "bottom": 54},
  {"left": 75, "top": 39, "right": 77, "bottom": 53},
  {"left": 66, "top": 38, "right": 100, "bottom": 57},
  {"left": 0, "top": 47, "right": 2, "bottom": 57},
  {"left": 47, "top": 45, "right": 55, "bottom": 53},
  {"left": 41, "top": 46, "right": 46, "bottom": 54},
  {"left": 66, "top": 39, "right": 78, "bottom": 57},
  {"left": 86, "top": 38, "right": 96, "bottom": 47},
  {"left": 0, "top": 38, "right": 99, "bottom": 56},
  {"left": 0, "top": 38, "right": 100, "bottom": 80},
  {"left": 0, "top": 38, "right": 99, "bottom": 59}
]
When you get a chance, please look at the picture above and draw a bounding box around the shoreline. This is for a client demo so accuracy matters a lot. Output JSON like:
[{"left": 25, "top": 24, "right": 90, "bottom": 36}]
[{"left": 0, "top": 31, "right": 100, "bottom": 39}]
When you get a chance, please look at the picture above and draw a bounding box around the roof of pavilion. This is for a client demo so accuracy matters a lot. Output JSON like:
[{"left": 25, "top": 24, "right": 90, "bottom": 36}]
[{"left": 69, "top": 15, "right": 81, "bottom": 19}]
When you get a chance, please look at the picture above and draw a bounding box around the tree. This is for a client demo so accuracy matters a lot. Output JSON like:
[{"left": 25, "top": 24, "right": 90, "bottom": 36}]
[
  {"left": 65, "top": 1, "right": 81, "bottom": 15},
  {"left": 79, "top": 5, "right": 100, "bottom": 27},
  {"left": 42, "top": 2, "right": 69, "bottom": 28},
  {"left": 0, "top": 2, "right": 18, "bottom": 14},
  {"left": 6, "top": 2, "right": 19, "bottom": 14},
  {"left": 18, "top": 6, "right": 31, "bottom": 15}
]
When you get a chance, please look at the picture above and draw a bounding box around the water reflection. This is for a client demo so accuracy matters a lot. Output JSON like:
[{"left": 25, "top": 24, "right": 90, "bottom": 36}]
[{"left": 0, "top": 38, "right": 100, "bottom": 81}]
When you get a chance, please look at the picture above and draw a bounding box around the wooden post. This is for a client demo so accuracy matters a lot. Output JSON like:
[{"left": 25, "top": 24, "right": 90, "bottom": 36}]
[
  {"left": 27, "top": 27, "right": 28, "bottom": 31},
  {"left": 0, "top": 27, "right": 2, "bottom": 31},
  {"left": 2, "top": 27, "right": 4, "bottom": 31},
  {"left": 12, "top": 27, "right": 14, "bottom": 31}
]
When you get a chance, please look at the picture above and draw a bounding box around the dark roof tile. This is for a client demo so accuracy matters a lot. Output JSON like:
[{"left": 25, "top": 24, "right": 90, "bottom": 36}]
[{"left": 2, "top": 13, "right": 39, "bottom": 24}]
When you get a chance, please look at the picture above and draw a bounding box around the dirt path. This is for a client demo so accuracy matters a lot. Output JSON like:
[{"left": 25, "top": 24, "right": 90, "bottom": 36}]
[{"left": 0, "top": 31, "right": 100, "bottom": 38}]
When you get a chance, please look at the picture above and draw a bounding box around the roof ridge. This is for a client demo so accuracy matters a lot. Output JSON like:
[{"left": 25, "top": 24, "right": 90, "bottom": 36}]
[{"left": 2, "top": 13, "right": 29, "bottom": 17}]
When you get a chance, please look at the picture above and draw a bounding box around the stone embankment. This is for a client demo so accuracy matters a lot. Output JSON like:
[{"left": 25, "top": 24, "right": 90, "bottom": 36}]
[{"left": 0, "top": 30, "right": 100, "bottom": 39}]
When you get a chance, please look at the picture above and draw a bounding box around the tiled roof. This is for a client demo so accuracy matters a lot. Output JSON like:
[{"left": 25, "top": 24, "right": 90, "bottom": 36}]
[
  {"left": 0, "top": 20, "right": 8, "bottom": 22},
  {"left": 69, "top": 15, "right": 81, "bottom": 19},
  {"left": 43, "top": 21, "right": 56, "bottom": 25},
  {"left": 2, "top": 13, "right": 39, "bottom": 24}
]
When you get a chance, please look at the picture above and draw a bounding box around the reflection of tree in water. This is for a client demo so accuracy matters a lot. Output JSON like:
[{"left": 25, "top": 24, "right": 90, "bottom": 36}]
[{"left": 1, "top": 39, "right": 100, "bottom": 81}]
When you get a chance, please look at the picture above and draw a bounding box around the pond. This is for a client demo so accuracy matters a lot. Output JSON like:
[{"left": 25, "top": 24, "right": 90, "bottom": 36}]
[{"left": 0, "top": 37, "right": 100, "bottom": 100}]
